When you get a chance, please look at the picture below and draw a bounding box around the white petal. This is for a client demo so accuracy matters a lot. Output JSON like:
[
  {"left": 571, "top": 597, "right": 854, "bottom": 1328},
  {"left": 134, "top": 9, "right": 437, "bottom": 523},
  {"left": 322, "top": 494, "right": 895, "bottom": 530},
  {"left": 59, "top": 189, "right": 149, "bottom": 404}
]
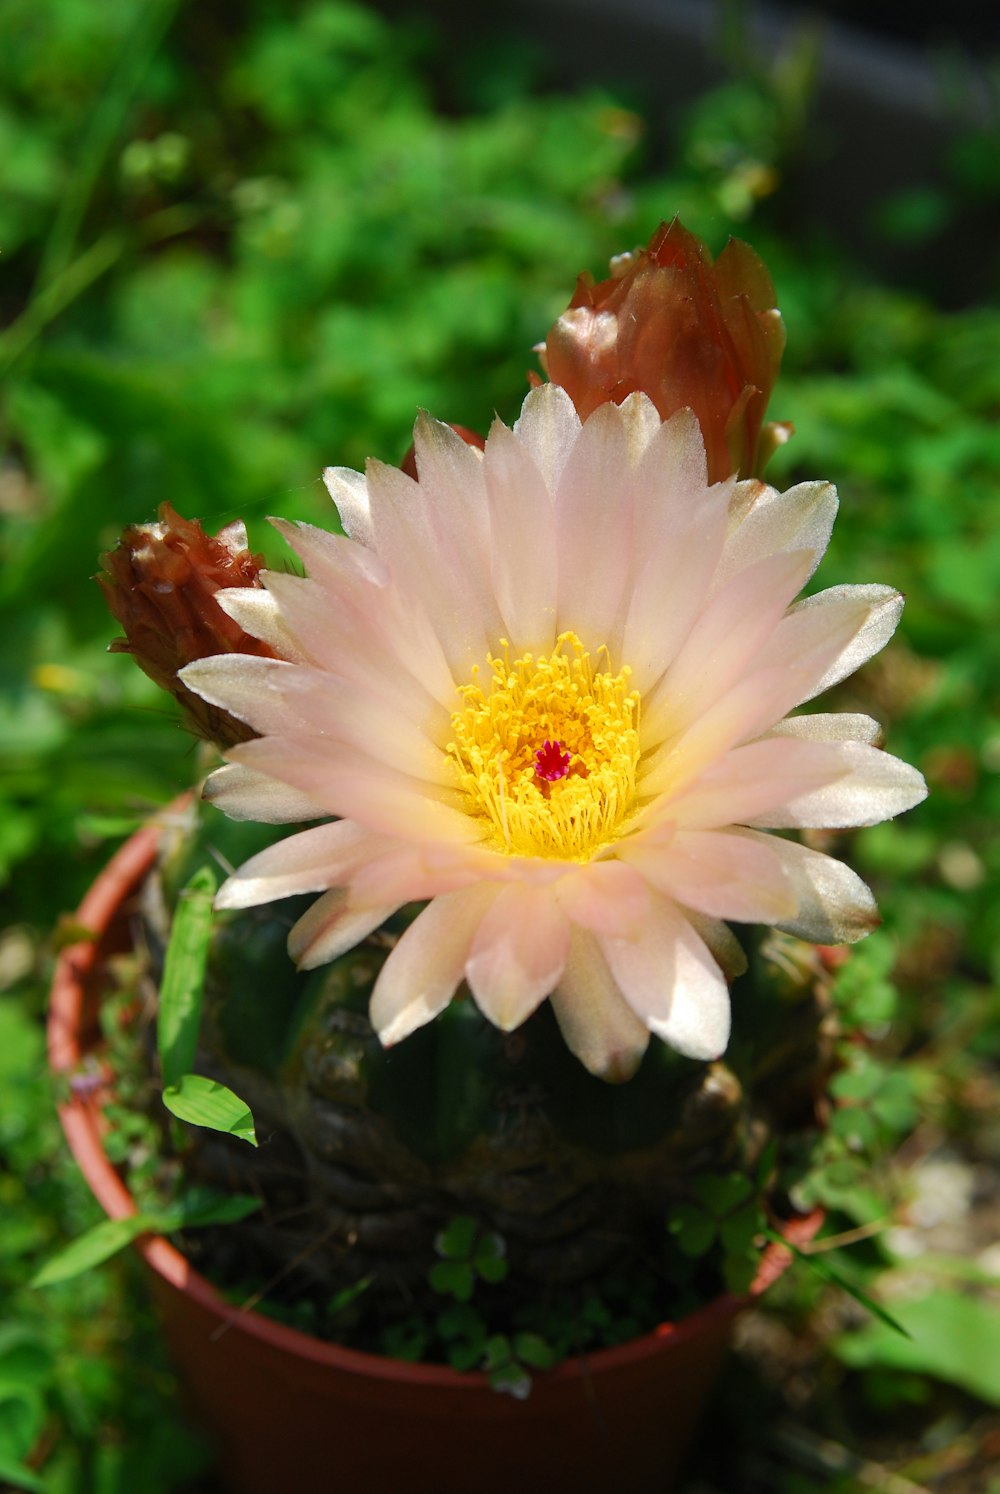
[
  {"left": 641, "top": 548, "right": 815, "bottom": 749},
  {"left": 228, "top": 736, "right": 480, "bottom": 844},
  {"left": 775, "top": 585, "right": 904, "bottom": 704},
  {"left": 717, "top": 479, "right": 837, "bottom": 589},
  {"left": 323, "top": 465, "right": 372, "bottom": 545},
  {"left": 649, "top": 589, "right": 894, "bottom": 780},
  {"left": 465, "top": 884, "right": 570, "bottom": 1030},
  {"left": 511, "top": 382, "right": 581, "bottom": 494},
  {"left": 681, "top": 911, "right": 748, "bottom": 981},
  {"left": 202, "top": 763, "right": 327, "bottom": 824},
  {"left": 214, "top": 820, "right": 370, "bottom": 909},
  {"left": 483, "top": 416, "right": 557, "bottom": 653},
  {"left": 554, "top": 401, "right": 632, "bottom": 645},
  {"left": 214, "top": 587, "right": 310, "bottom": 662},
  {"left": 617, "top": 391, "right": 663, "bottom": 465},
  {"left": 746, "top": 742, "right": 927, "bottom": 829},
  {"left": 619, "top": 412, "right": 726, "bottom": 691},
  {"left": 256, "top": 568, "right": 455, "bottom": 720},
  {"left": 741, "top": 830, "right": 880, "bottom": 943},
  {"left": 599, "top": 899, "right": 731, "bottom": 1060},
  {"left": 653, "top": 736, "right": 853, "bottom": 829},
  {"left": 549, "top": 928, "right": 650, "bottom": 1082},
  {"left": 346, "top": 840, "right": 490, "bottom": 909},
  {"left": 288, "top": 889, "right": 400, "bottom": 969},
  {"left": 769, "top": 712, "right": 884, "bottom": 746},
  {"left": 369, "top": 883, "right": 502, "bottom": 1045},
  {"left": 620, "top": 828, "right": 796, "bottom": 923},
  {"left": 182, "top": 654, "right": 452, "bottom": 783},
  {"left": 554, "top": 859, "right": 650, "bottom": 938},
  {"left": 363, "top": 457, "right": 500, "bottom": 677}
]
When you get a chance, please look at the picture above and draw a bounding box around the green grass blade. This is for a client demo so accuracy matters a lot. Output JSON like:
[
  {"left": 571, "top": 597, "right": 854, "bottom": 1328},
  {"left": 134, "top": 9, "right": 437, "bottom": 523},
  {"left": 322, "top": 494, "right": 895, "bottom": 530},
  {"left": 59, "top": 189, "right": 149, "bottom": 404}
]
[
  {"left": 157, "top": 866, "right": 217, "bottom": 1088},
  {"left": 0, "top": 1456, "right": 51, "bottom": 1494},
  {"left": 31, "top": 1215, "right": 152, "bottom": 1287},
  {"left": 765, "top": 1228, "right": 912, "bottom": 1339}
]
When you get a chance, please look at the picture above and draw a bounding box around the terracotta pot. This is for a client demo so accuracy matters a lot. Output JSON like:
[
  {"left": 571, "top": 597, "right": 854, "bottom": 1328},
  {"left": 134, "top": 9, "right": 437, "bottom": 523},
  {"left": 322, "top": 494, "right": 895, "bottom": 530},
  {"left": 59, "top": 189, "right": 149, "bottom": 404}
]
[{"left": 49, "top": 813, "right": 822, "bottom": 1494}]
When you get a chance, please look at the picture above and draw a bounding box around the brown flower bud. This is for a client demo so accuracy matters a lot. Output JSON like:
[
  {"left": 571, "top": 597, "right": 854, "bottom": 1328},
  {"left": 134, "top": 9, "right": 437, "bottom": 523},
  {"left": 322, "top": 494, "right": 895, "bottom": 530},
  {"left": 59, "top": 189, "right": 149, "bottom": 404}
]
[
  {"left": 98, "top": 503, "right": 274, "bottom": 748},
  {"left": 538, "top": 218, "right": 791, "bottom": 482}
]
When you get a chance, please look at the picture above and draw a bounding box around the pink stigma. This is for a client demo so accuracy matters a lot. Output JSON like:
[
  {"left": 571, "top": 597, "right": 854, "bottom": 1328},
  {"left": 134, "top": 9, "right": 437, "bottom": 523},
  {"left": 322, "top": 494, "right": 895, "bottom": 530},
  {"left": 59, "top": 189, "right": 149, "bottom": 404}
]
[{"left": 534, "top": 739, "right": 571, "bottom": 782}]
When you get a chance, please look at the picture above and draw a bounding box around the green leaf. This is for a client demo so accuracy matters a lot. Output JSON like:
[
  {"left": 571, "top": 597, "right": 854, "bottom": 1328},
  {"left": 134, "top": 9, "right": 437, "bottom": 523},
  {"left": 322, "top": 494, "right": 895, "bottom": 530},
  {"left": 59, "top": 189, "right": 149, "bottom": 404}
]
[
  {"left": 0, "top": 1454, "right": 50, "bottom": 1494},
  {"left": 157, "top": 866, "right": 217, "bottom": 1088},
  {"left": 437, "top": 1215, "right": 477, "bottom": 1259},
  {"left": 162, "top": 1074, "right": 257, "bottom": 1146},
  {"left": 31, "top": 1215, "right": 152, "bottom": 1287},
  {"left": 475, "top": 1254, "right": 508, "bottom": 1285},
  {"left": 173, "top": 1187, "right": 262, "bottom": 1228},
  {"left": 693, "top": 1173, "right": 753, "bottom": 1215},
  {"left": 33, "top": 1189, "right": 260, "bottom": 1287},
  {"left": 0, "top": 1391, "right": 45, "bottom": 1465},
  {"left": 835, "top": 1287, "right": 1000, "bottom": 1404},
  {"left": 429, "top": 1260, "right": 473, "bottom": 1301},
  {"left": 837, "top": 1290, "right": 1000, "bottom": 1404},
  {"left": 513, "top": 1332, "right": 557, "bottom": 1370},
  {"left": 669, "top": 1206, "right": 717, "bottom": 1259}
]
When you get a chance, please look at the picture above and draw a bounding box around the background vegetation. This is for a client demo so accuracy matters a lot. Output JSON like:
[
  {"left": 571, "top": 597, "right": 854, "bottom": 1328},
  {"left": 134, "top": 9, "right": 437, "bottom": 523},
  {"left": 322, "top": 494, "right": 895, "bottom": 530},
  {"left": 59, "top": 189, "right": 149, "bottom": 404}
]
[{"left": 1, "top": 1, "right": 998, "bottom": 1488}]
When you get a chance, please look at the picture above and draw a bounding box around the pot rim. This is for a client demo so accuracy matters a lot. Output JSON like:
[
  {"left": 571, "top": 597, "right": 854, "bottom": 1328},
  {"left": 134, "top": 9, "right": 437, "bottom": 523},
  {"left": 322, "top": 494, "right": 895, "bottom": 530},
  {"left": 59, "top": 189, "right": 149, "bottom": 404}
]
[{"left": 48, "top": 802, "right": 823, "bottom": 1388}]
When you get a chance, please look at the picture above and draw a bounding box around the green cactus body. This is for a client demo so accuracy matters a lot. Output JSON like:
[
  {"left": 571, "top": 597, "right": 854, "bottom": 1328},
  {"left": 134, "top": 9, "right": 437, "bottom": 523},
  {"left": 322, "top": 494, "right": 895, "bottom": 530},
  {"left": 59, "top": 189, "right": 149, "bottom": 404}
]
[{"left": 144, "top": 796, "right": 833, "bottom": 1349}]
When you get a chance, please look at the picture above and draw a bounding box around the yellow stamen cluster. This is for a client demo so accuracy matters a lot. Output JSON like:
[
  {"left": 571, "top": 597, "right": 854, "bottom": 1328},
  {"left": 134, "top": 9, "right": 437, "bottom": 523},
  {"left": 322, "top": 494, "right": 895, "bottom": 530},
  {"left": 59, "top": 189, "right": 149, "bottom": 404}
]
[{"left": 448, "top": 631, "right": 641, "bottom": 859}]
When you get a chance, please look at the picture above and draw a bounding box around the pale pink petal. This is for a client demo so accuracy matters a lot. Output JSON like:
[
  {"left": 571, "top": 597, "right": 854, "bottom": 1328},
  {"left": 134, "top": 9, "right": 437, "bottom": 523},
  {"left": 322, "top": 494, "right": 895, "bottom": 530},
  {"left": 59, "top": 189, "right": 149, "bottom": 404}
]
[
  {"left": 617, "top": 391, "right": 663, "bottom": 465},
  {"left": 642, "top": 548, "right": 815, "bottom": 743},
  {"left": 214, "top": 820, "right": 372, "bottom": 909},
  {"left": 619, "top": 412, "right": 727, "bottom": 690},
  {"left": 682, "top": 910, "right": 748, "bottom": 981},
  {"left": 346, "top": 842, "right": 490, "bottom": 909},
  {"left": 599, "top": 899, "right": 731, "bottom": 1061},
  {"left": 214, "top": 587, "right": 311, "bottom": 662},
  {"left": 554, "top": 401, "right": 632, "bottom": 645},
  {"left": 410, "top": 413, "right": 504, "bottom": 659},
  {"left": 228, "top": 737, "right": 481, "bottom": 844},
  {"left": 270, "top": 516, "right": 389, "bottom": 590},
  {"left": 363, "top": 457, "right": 499, "bottom": 676},
  {"left": 741, "top": 830, "right": 880, "bottom": 943},
  {"left": 716, "top": 480, "right": 837, "bottom": 589},
  {"left": 288, "top": 889, "right": 401, "bottom": 970},
  {"left": 255, "top": 569, "right": 455, "bottom": 722},
  {"left": 641, "top": 724, "right": 850, "bottom": 812},
  {"left": 465, "top": 884, "right": 570, "bottom": 1030},
  {"left": 202, "top": 763, "right": 326, "bottom": 824},
  {"left": 554, "top": 859, "right": 650, "bottom": 937},
  {"left": 483, "top": 416, "right": 557, "bottom": 654},
  {"left": 322, "top": 465, "right": 372, "bottom": 545},
  {"left": 746, "top": 742, "right": 927, "bottom": 829},
  {"left": 549, "top": 928, "right": 650, "bottom": 1081},
  {"left": 182, "top": 655, "right": 452, "bottom": 783},
  {"left": 769, "top": 712, "right": 884, "bottom": 745},
  {"left": 620, "top": 828, "right": 796, "bottom": 923},
  {"left": 369, "top": 884, "right": 503, "bottom": 1046},
  {"left": 646, "top": 590, "right": 892, "bottom": 781},
  {"left": 511, "top": 382, "right": 581, "bottom": 494},
  {"left": 769, "top": 585, "right": 904, "bottom": 706}
]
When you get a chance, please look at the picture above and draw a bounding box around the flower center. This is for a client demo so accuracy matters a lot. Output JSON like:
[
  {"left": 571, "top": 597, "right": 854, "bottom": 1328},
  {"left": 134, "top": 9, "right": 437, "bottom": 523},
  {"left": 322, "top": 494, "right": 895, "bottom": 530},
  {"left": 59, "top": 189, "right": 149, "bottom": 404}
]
[{"left": 447, "top": 631, "right": 641, "bottom": 859}]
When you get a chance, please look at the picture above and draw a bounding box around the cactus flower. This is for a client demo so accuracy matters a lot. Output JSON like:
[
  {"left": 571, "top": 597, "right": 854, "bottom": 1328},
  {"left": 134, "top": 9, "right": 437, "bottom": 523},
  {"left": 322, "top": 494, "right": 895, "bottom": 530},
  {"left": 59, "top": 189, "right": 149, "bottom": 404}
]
[
  {"left": 538, "top": 218, "right": 790, "bottom": 482},
  {"left": 180, "top": 388, "right": 925, "bottom": 1080}
]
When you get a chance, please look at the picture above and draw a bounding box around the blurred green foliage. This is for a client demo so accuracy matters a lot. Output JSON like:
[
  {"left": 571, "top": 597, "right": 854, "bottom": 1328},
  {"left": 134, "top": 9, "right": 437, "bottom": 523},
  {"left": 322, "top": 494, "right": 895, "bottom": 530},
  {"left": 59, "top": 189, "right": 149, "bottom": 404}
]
[{"left": 2, "top": 1, "right": 999, "bottom": 1489}]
